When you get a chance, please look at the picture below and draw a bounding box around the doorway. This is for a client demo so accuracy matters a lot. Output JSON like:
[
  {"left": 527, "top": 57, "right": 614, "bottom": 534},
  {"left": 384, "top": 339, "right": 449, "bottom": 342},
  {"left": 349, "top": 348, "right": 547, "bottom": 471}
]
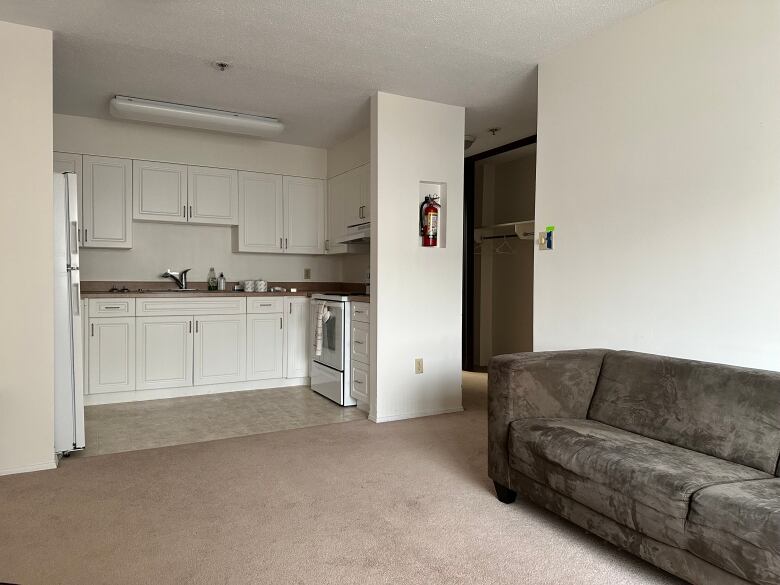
[{"left": 463, "top": 136, "right": 537, "bottom": 371}]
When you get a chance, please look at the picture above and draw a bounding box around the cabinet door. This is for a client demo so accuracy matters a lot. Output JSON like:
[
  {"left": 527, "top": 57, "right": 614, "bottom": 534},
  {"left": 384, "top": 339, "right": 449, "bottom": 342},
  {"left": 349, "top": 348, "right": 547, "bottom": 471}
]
[
  {"left": 351, "top": 362, "right": 369, "bottom": 403},
  {"left": 193, "top": 314, "right": 246, "bottom": 385},
  {"left": 54, "top": 152, "right": 84, "bottom": 246},
  {"left": 343, "top": 167, "right": 363, "bottom": 229},
  {"left": 82, "top": 155, "right": 133, "bottom": 248},
  {"left": 284, "top": 297, "right": 310, "bottom": 378},
  {"left": 88, "top": 317, "right": 135, "bottom": 394},
  {"left": 326, "top": 174, "right": 348, "bottom": 254},
  {"left": 283, "top": 176, "right": 325, "bottom": 254},
  {"left": 188, "top": 166, "right": 238, "bottom": 225},
  {"left": 357, "top": 163, "right": 370, "bottom": 222},
  {"left": 237, "top": 171, "right": 284, "bottom": 253},
  {"left": 133, "top": 160, "right": 188, "bottom": 223},
  {"left": 136, "top": 316, "right": 193, "bottom": 390},
  {"left": 246, "top": 313, "right": 284, "bottom": 380},
  {"left": 351, "top": 320, "right": 370, "bottom": 365}
]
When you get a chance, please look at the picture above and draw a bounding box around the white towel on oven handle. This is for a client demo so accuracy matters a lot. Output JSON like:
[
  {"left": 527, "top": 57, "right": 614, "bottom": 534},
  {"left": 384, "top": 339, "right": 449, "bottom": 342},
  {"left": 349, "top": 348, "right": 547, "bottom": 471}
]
[{"left": 314, "top": 302, "right": 331, "bottom": 357}]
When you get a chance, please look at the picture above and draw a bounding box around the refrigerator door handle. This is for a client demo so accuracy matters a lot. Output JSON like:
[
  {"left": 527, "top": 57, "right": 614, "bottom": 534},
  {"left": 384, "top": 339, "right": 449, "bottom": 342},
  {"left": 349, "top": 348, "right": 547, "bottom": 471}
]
[{"left": 69, "top": 220, "right": 79, "bottom": 254}]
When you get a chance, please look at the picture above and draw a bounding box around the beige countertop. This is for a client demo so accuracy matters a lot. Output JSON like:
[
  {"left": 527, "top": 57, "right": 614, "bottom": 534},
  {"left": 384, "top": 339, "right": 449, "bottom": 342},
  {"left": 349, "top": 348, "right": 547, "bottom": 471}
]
[
  {"left": 348, "top": 295, "right": 371, "bottom": 303},
  {"left": 81, "top": 290, "right": 310, "bottom": 299}
]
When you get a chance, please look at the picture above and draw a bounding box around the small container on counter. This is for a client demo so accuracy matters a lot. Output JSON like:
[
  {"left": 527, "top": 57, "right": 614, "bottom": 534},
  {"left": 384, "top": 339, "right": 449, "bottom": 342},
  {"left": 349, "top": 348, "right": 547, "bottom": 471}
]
[{"left": 217, "top": 272, "right": 226, "bottom": 291}]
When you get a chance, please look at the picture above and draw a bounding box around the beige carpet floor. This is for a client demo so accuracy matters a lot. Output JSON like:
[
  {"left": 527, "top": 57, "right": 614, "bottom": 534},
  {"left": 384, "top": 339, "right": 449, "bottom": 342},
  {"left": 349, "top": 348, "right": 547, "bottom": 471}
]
[{"left": 0, "top": 374, "right": 681, "bottom": 585}]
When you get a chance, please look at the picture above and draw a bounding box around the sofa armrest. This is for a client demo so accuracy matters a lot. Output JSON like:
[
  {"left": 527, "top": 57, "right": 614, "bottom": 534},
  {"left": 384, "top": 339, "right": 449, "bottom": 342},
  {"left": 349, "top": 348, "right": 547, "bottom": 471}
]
[{"left": 488, "top": 349, "right": 607, "bottom": 487}]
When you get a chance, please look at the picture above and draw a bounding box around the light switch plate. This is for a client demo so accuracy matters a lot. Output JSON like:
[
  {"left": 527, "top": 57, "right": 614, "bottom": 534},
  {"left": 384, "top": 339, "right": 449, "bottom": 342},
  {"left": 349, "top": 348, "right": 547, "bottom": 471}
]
[{"left": 414, "top": 358, "right": 424, "bottom": 374}]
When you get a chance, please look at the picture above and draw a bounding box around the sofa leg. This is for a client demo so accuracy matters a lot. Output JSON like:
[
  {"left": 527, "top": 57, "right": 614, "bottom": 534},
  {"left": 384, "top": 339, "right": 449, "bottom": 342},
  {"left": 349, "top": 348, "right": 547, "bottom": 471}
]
[{"left": 493, "top": 481, "right": 517, "bottom": 504}]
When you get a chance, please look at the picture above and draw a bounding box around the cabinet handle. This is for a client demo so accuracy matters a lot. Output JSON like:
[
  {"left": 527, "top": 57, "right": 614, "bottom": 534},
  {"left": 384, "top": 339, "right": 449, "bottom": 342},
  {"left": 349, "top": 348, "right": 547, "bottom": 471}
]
[
  {"left": 84, "top": 228, "right": 88, "bottom": 241},
  {"left": 91, "top": 323, "right": 94, "bottom": 336},
  {"left": 189, "top": 320, "right": 192, "bottom": 333},
  {"left": 279, "top": 237, "right": 283, "bottom": 249},
  {"left": 103, "top": 305, "right": 122, "bottom": 310},
  {"left": 183, "top": 205, "right": 186, "bottom": 218},
  {"left": 257, "top": 303, "right": 272, "bottom": 307},
  {"left": 280, "top": 317, "right": 282, "bottom": 329},
  {"left": 354, "top": 340, "right": 364, "bottom": 345},
  {"left": 354, "top": 380, "right": 364, "bottom": 385},
  {"left": 195, "top": 320, "right": 198, "bottom": 333},
  {"left": 285, "top": 238, "right": 288, "bottom": 249},
  {"left": 189, "top": 204, "right": 193, "bottom": 219},
  {"left": 77, "top": 228, "right": 82, "bottom": 245}
]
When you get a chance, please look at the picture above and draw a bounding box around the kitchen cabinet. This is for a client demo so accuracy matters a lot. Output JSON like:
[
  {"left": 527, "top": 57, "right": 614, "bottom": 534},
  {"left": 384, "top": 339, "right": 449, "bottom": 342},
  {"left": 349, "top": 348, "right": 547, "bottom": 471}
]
[
  {"left": 326, "top": 172, "right": 349, "bottom": 254},
  {"left": 133, "top": 160, "right": 188, "bottom": 223},
  {"left": 285, "top": 296, "right": 310, "bottom": 378},
  {"left": 82, "top": 155, "right": 133, "bottom": 248},
  {"left": 283, "top": 176, "right": 326, "bottom": 254},
  {"left": 246, "top": 313, "right": 284, "bottom": 380},
  {"left": 88, "top": 317, "right": 135, "bottom": 394},
  {"left": 237, "top": 171, "right": 284, "bottom": 253},
  {"left": 325, "top": 164, "right": 369, "bottom": 254},
  {"left": 357, "top": 163, "right": 370, "bottom": 224},
  {"left": 54, "top": 152, "right": 83, "bottom": 246},
  {"left": 188, "top": 166, "right": 238, "bottom": 225},
  {"left": 193, "top": 314, "right": 246, "bottom": 385},
  {"left": 136, "top": 316, "right": 193, "bottom": 390},
  {"left": 350, "top": 301, "right": 371, "bottom": 405}
]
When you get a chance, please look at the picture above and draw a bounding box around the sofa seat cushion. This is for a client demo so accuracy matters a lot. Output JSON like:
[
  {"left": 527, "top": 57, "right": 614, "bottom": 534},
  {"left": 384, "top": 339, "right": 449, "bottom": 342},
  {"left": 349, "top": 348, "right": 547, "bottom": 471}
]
[
  {"left": 508, "top": 418, "right": 769, "bottom": 522},
  {"left": 687, "top": 479, "right": 780, "bottom": 585}
]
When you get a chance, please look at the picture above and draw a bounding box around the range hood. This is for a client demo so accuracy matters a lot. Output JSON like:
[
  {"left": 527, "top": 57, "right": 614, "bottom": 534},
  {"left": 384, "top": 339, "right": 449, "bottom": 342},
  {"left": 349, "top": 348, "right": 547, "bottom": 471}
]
[{"left": 337, "top": 221, "right": 370, "bottom": 243}]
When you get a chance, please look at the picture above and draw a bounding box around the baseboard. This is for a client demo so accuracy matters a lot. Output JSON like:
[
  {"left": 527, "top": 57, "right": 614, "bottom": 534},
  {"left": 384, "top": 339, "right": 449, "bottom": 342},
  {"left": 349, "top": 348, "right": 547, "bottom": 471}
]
[
  {"left": 0, "top": 458, "right": 57, "bottom": 477},
  {"left": 85, "top": 377, "right": 310, "bottom": 406},
  {"left": 369, "top": 405, "right": 464, "bottom": 423}
]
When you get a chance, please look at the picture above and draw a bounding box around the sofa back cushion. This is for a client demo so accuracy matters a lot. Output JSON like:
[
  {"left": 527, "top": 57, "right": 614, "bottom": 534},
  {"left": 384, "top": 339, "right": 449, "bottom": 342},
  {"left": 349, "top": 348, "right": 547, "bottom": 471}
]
[{"left": 588, "top": 351, "right": 780, "bottom": 475}]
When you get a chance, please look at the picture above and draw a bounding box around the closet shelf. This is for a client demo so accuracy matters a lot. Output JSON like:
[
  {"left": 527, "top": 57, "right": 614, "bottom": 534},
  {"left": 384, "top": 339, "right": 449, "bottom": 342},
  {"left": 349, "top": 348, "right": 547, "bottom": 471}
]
[{"left": 474, "top": 220, "right": 535, "bottom": 242}]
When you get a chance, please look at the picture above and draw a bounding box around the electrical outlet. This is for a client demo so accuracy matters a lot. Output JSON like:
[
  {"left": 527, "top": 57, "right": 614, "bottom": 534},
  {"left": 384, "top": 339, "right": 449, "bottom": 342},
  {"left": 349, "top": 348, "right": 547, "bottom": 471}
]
[
  {"left": 414, "top": 358, "right": 424, "bottom": 374},
  {"left": 303, "top": 268, "right": 311, "bottom": 280}
]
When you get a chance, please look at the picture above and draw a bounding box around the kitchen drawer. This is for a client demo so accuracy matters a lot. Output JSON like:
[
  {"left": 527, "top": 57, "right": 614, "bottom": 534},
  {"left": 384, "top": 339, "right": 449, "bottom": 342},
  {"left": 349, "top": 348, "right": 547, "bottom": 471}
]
[
  {"left": 351, "top": 302, "right": 370, "bottom": 323},
  {"left": 88, "top": 298, "right": 135, "bottom": 317},
  {"left": 247, "top": 297, "right": 284, "bottom": 314},
  {"left": 351, "top": 362, "right": 369, "bottom": 403},
  {"left": 135, "top": 296, "right": 246, "bottom": 317},
  {"left": 351, "top": 321, "right": 369, "bottom": 365}
]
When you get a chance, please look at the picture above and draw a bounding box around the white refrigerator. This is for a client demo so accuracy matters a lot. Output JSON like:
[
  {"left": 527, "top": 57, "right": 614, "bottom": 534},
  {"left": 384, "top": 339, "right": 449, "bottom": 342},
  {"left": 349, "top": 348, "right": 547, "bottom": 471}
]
[{"left": 53, "top": 171, "right": 85, "bottom": 455}]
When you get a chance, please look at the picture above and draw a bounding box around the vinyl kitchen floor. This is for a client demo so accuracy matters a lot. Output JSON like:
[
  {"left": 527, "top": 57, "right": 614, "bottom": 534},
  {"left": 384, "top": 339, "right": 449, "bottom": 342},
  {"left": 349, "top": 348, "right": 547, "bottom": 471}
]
[{"left": 75, "top": 386, "right": 367, "bottom": 457}]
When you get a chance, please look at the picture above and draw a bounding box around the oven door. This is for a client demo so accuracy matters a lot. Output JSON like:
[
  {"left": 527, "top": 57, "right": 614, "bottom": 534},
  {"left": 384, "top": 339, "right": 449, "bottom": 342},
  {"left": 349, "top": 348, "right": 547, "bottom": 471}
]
[{"left": 311, "top": 300, "right": 344, "bottom": 371}]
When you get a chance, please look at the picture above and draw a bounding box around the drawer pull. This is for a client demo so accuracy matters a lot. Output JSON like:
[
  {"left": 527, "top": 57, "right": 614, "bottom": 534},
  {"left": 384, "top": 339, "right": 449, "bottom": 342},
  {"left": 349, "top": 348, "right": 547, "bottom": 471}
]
[
  {"left": 103, "top": 305, "right": 122, "bottom": 309},
  {"left": 257, "top": 303, "right": 272, "bottom": 307},
  {"left": 354, "top": 380, "right": 364, "bottom": 385},
  {"left": 354, "top": 341, "right": 364, "bottom": 345}
]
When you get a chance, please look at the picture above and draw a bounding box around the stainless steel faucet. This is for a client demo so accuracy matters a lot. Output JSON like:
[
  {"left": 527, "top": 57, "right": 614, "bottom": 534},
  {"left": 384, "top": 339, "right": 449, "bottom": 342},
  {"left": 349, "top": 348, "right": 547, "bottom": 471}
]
[{"left": 160, "top": 268, "right": 191, "bottom": 290}]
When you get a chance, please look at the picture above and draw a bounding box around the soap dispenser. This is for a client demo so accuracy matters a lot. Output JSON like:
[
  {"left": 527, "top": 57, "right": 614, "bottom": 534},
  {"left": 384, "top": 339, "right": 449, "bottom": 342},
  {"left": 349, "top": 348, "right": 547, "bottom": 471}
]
[
  {"left": 217, "top": 272, "right": 226, "bottom": 291},
  {"left": 207, "top": 267, "right": 218, "bottom": 291}
]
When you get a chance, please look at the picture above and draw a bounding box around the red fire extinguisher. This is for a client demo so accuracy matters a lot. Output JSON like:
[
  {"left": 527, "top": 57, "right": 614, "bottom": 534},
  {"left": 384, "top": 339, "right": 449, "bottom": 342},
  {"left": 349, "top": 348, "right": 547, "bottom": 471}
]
[{"left": 419, "top": 195, "right": 441, "bottom": 247}]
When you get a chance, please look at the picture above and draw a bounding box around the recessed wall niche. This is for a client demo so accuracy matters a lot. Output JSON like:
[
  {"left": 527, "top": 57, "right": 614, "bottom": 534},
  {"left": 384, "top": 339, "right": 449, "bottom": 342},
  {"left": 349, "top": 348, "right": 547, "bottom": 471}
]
[{"left": 419, "top": 180, "right": 447, "bottom": 248}]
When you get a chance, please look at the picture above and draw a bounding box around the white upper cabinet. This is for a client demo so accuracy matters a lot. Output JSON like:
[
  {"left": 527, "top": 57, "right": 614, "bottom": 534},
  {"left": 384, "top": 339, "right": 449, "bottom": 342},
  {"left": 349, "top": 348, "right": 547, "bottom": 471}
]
[
  {"left": 326, "top": 173, "right": 348, "bottom": 254},
  {"left": 283, "top": 176, "right": 326, "bottom": 255},
  {"left": 133, "top": 160, "right": 188, "bottom": 223},
  {"left": 237, "top": 171, "right": 284, "bottom": 253},
  {"left": 82, "top": 155, "right": 133, "bottom": 248},
  {"left": 357, "top": 163, "right": 370, "bottom": 223},
  {"left": 54, "top": 152, "right": 84, "bottom": 246},
  {"left": 343, "top": 167, "right": 363, "bottom": 229},
  {"left": 188, "top": 166, "right": 238, "bottom": 225}
]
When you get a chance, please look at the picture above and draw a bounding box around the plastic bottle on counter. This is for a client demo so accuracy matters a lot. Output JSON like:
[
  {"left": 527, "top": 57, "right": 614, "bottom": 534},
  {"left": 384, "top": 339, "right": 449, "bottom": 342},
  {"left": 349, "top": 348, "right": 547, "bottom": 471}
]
[
  {"left": 218, "top": 272, "right": 226, "bottom": 291},
  {"left": 207, "top": 267, "right": 218, "bottom": 291}
]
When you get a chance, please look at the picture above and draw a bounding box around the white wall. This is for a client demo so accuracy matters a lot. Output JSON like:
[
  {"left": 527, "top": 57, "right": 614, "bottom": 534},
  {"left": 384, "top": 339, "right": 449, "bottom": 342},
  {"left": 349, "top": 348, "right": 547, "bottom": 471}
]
[
  {"left": 535, "top": 0, "right": 780, "bottom": 370},
  {"left": 0, "top": 21, "right": 54, "bottom": 475},
  {"left": 371, "top": 92, "right": 464, "bottom": 421},
  {"left": 55, "top": 114, "right": 360, "bottom": 283}
]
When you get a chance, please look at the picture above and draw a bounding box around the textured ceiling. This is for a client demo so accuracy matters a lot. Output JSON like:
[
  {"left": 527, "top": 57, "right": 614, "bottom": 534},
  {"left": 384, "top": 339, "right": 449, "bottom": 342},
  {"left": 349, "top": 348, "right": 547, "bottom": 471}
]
[{"left": 0, "top": 0, "right": 657, "bottom": 151}]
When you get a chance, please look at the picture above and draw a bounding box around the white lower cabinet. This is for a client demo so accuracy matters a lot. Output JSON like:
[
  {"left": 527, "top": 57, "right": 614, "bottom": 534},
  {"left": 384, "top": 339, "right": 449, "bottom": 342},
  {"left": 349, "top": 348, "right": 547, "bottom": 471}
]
[
  {"left": 136, "top": 316, "right": 193, "bottom": 390},
  {"left": 351, "top": 363, "right": 369, "bottom": 403},
  {"left": 88, "top": 317, "right": 135, "bottom": 394},
  {"left": 247, "top": 313, "right": 284, "bottom": 380},
  {"left": 285, "top": 297, "right": 310, "bottom": 378},
  {"left": 194, "top": 314, "right": 246, "bottom": 385}
]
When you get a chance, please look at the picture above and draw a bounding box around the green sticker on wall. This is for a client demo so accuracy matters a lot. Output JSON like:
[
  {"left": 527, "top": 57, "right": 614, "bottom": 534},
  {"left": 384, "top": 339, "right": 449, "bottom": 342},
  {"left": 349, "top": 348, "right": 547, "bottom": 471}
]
[{"left": 546, "top": 225, "right": 555, "bottom": 232}]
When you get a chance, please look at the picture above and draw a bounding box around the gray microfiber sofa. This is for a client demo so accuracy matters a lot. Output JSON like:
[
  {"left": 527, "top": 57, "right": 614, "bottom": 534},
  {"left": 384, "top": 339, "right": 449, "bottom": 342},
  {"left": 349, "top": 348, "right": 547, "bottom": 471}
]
[{"left": 488, "top": 349, "right": 780, "bottom": 585}]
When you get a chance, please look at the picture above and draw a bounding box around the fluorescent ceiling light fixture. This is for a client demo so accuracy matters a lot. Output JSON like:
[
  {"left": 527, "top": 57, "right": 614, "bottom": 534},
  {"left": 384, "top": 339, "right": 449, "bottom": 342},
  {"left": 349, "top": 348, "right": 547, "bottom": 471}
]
[{"left": 109, "top": 96, "right": 284, "bottom": 138}]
